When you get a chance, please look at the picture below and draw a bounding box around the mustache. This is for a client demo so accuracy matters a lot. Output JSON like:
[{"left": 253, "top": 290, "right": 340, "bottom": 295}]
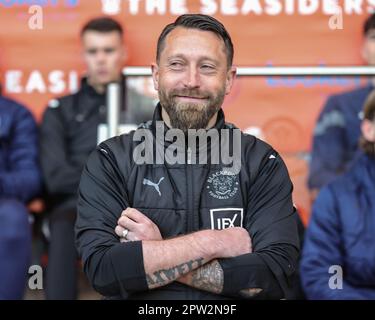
[{"left": 170, "top": 89, "right": 211, "bottom": 99}]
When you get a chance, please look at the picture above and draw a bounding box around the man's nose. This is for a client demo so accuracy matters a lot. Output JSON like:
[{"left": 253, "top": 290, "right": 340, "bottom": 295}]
[
  {"left": 183, "top": 67, "right": 200, "bottom": 89},
  {"left": 96, "top": 51, "right": 106, "bottom": 64}
]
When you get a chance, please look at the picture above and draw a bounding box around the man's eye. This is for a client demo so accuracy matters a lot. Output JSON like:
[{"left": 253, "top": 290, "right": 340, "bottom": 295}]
[
  {"left": 170, "top": 62, "right": 184, "bottom": 69},
  {"left": 87, "top": 49, "right": 97, "bottom": 55},
  {"left": 201, "top": 65, "right": 215, "bottom": 72},
  {"left": 104, "top": 48, "right": 115, "bottom": 54}
]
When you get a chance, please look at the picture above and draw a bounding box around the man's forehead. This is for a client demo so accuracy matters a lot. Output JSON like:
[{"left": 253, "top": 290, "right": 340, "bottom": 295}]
[
  {"left": 82, "top": 31, "right": 122, "bottom": 42},
  {"left": 162, "top": 27, "right": 226, "bottom": 57},
  {"left": 165, "top": 26, "right": 223, "bottom": 43}
]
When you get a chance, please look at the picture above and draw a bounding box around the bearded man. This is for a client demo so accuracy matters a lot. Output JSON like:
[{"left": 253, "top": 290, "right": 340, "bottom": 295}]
[{"left": 75, "top": 14, "right": 300, "bottom": 300}]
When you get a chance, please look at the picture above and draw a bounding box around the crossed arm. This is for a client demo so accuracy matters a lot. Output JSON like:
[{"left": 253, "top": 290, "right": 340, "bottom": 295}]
[{"left": 114, "top": 208, "right": 260, "bottom": 297}]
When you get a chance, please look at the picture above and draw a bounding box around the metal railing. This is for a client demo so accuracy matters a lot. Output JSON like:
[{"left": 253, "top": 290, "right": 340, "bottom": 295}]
[
  {"left": 123, "top": 66, "right": 375, "bottom": 77},
  {"left": 103, "top": 66, "right": 375, "bottom": 142}
]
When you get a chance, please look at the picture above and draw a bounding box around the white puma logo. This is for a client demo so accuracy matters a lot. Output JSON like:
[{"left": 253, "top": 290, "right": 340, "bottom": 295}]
[{"left": 143, "top": 177, "right": 165, "bottom": 196}]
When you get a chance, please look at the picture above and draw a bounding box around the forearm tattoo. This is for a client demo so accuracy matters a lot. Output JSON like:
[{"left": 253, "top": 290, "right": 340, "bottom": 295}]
[
  {"left": 146, "top": 257, "right": 205, "bottom": 289},
  {"left": 189, "top": 260, "right": 224, "bottom": 294}
]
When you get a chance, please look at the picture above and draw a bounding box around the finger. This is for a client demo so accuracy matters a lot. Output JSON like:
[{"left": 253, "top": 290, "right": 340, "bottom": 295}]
[
  {"left": 122, "top": 208, "right": 150, "bottom": 224},
  {"left": 118, "top": 215, "right": 138, "bottom": 230},
  {"left": 115, "top": 225, "right": 137, "bottom": 241},
  {"left": 125, "top": 231, "right": 138, "bottom": 242},
  {"left": 115, "top": 225, "right": 126, "bottom": 238}
]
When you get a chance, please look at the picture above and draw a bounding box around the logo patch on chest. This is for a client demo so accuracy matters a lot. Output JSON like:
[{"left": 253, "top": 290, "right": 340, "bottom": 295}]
[
  {"left": 143, "top": 177, "right": 165, "bottom": 196},
  {"left": 206, "top": 170, "right": 239, "bottom": 200},
  {"left": 210, "top": 208, "right": 243, "bottom": 230}
]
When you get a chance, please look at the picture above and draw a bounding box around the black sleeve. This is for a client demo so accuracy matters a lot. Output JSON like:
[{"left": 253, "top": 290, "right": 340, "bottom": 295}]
[
  {"left": 40, "top": 106, "right": 85, "bottom": 195},
  {"left": 75, "top": 144, "right": 148, "bottom": 298},
  {"left": 217, "top": 150, "right": 300, "bottom": 299}
]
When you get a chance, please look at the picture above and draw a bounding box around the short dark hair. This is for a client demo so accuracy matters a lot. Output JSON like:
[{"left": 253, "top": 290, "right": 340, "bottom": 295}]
[
  {"left": 81, "top": 17, "right": 123, "bottom": 37},
  {"left": 156, "top": 14, "right": 234, "bottom": 67},
  {"left": 360, "top": 90, "right": 375, "bottom": 156},
  {"left": 364, "top": 13, "right": 375, "bottom": 35}
]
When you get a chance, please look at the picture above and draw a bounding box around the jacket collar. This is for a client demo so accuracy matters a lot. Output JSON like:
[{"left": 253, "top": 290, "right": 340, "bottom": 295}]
[
  {"left": 80, "top": 76, "right": 105, "bottom": 98},
  {"left": 80, "top": 75, "right": 127, "bottom": 100}
]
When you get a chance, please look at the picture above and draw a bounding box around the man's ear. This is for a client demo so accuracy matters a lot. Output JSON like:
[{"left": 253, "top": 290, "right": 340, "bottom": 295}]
[
  {"left": 361, "top": 119, "right": 375, "bottom": 142},
  {"left": 225, "top": 66, "right": 236, "bottom": 95},
  {"left": 151, "top": 63, "right": 159, "bottom": 91}
]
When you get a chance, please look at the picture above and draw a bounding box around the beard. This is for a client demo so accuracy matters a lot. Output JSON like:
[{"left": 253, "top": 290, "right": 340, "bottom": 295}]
[{"left": 158, "top": 86, "right": 226, "bottom": 133}]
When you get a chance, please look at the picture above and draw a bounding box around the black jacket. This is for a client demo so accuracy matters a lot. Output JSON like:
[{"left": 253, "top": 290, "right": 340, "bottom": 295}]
[
  {"left": 40, "top": 77, "right": 155, "bottom": 211},
  {"left": 76, "top": 104, "right": 300, "bottom": 300}
]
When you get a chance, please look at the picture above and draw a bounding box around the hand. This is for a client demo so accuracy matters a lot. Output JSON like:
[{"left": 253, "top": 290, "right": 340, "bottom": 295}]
[
  {"left": 115, "top": 208, "right": 163, "bottom": 242},
  {"left": 213, "top": 227, "right": 252, "bottom": 258}
]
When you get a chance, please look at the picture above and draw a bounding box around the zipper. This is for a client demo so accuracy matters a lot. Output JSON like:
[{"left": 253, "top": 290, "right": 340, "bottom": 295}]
[
  {"left": 187, "top": 147, "right": 192, "bottom": 165},
  {"left": 185, "top": 146, "right": 193, "bottom": 233},
  {"left": 185, "top": 146, "right": 195, "bottom": 299}
]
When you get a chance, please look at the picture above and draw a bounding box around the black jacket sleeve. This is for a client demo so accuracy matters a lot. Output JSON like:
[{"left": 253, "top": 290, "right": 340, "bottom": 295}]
[
  {"left": 40, "top": 106, "right": 85, "bottom": 195},
  {"left": 75, "top": 144, "right": 148, "bottom": 298},
  {"left": 218, "top": 146, "right": 300, "bottom": 299}
]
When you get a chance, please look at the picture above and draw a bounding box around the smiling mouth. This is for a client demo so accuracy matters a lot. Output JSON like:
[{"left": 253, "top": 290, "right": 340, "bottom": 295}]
[{"left": 175, "top": 96, "right": 207, "bottom": 101}]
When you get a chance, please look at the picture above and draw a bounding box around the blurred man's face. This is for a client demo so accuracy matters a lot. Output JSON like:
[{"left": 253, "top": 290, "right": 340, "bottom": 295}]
[
  {"left": 152, "top": 27, "right": 236, "bottom": 132},
  {"left": 82, "top": 31, "right": 124, "bottom": 86},
  {"left": 362, "top": 29, "right": 375, "bottom": 65}
]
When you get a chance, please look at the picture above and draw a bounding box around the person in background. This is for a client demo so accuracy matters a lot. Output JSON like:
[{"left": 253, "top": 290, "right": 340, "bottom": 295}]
[
  {"left": 0, "top": 94, "right": 41, "bottom": 299},
  {"left": 308, "top": 13, "right": 375, "bottom": 197},
  {"left": 301, "top": 90, "right": 375, "bottom": 299},
  {"left": 40, "top": 17, "right": 155, "bottom": 300}
]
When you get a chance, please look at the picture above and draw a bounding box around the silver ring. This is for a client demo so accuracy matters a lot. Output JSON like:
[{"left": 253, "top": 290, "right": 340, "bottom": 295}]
[{"left": 122, "top": 229, "right": 129, "bottom": 238}]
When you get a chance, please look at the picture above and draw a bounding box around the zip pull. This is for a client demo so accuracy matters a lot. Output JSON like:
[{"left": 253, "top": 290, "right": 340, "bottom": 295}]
[{"left": 187, "top": 147, "right": 192, "bottom": 165}]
